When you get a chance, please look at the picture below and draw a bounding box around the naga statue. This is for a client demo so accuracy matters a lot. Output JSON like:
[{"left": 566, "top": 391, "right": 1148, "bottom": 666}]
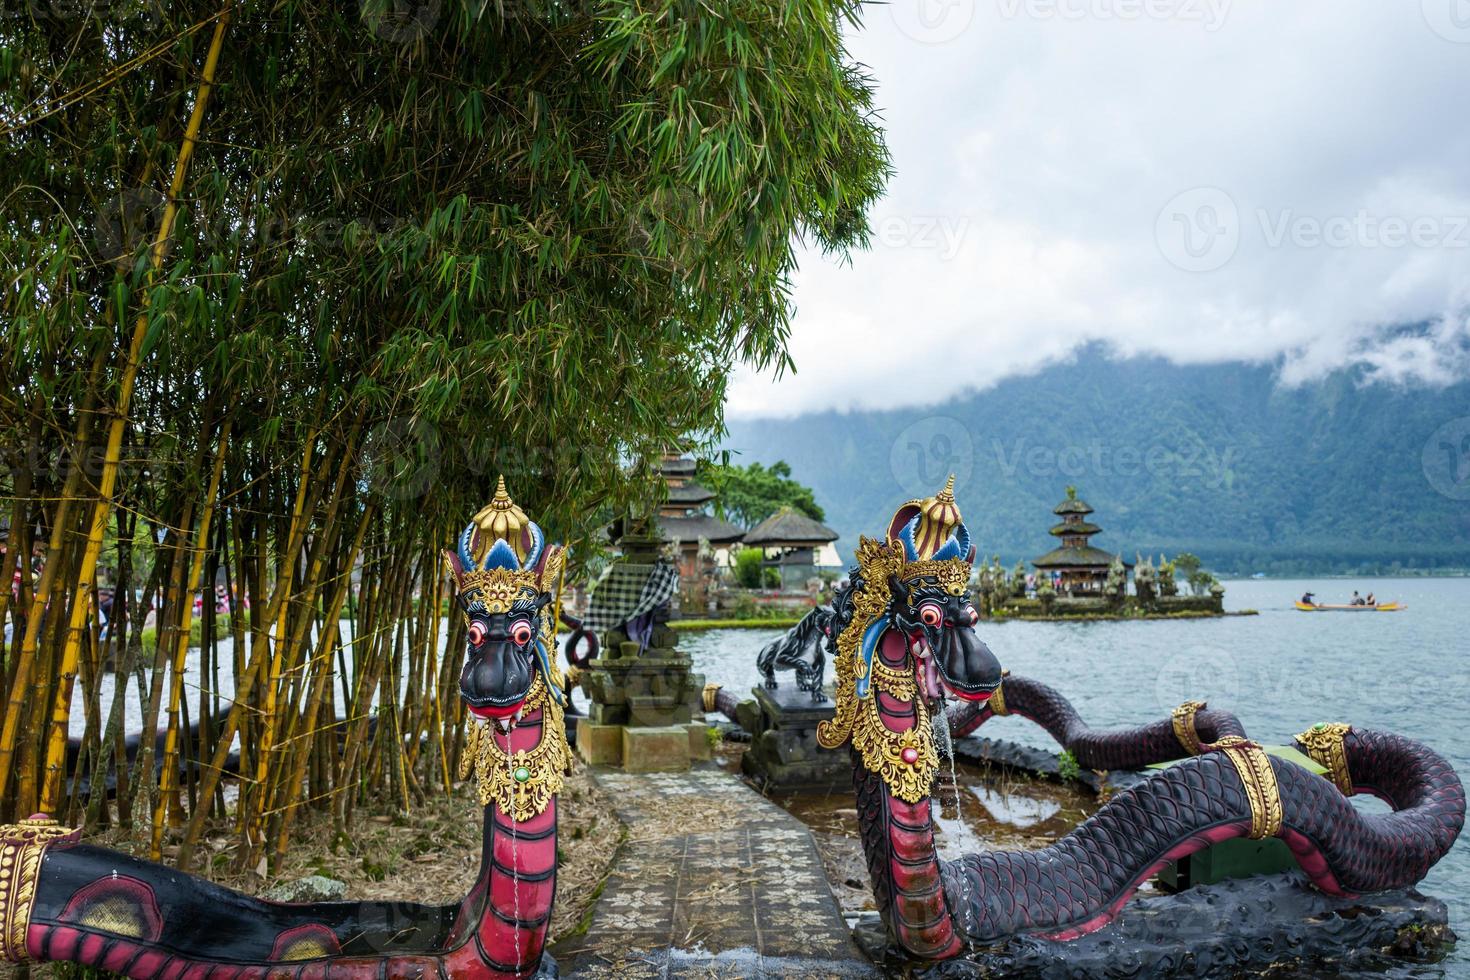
[
  {"left": 0, "top": 479, "right": 570, "bottom": 979},
  {"left": 821, "top": 478, "right": 1465, "bottom": 961},
  {"left": 756, "top": 604, "right": 833, "bottom": 700}
]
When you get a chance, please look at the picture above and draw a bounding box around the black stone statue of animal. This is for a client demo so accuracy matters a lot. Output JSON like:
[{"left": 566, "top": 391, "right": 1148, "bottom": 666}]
[{"left": 757, "top": 604, "right": 834, "bottom": 701}]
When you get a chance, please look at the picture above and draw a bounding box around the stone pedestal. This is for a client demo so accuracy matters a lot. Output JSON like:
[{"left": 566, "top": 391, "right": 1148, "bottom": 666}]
[
  {"left": 621, "top": 726, "right": 693, "bottom": 773},
  {"left": 738, "top": 686, "right": 850, "bottom": 793},
  {"left": 575, "top": 541, "right": 707, "bottom": 770}
]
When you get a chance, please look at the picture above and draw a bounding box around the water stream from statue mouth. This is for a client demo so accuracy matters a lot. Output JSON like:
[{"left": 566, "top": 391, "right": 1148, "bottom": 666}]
[
  {"left": 932, "top": 697, "right": 979, "bottom": 948},
  {"left": 506, "top": 730, "right": 522, "bottom": 972}
]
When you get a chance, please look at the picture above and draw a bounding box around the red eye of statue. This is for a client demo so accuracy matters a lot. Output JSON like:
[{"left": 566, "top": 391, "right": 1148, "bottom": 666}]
[
  {"left": 467, "top": 622, "right": 486, "bottom": 646},
  {"left": 919, "top": 602, "right": 943, "bottom": 627},
  {"left": 511, "top": 619, "right": 535, "bottom": 646}
]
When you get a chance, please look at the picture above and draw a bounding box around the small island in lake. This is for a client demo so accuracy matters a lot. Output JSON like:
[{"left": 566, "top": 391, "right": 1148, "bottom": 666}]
[{"left": 977, "top": 486, "right": 1248, "bottom": 620}]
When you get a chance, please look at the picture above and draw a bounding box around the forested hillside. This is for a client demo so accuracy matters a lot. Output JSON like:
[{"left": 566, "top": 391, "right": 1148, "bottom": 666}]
[{"left": 724, "top": 352, "right": 1470, "bottom": 575}]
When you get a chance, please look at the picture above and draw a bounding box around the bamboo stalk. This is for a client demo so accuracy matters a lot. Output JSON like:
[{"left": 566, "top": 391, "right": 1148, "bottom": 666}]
[
  {"left": 272, "top": 503, "right": 373, "bottom": 859},
  {"left": 37, "top": 6, "right": 234, "bottom": 815},
  {"left": 0, "top": 351, "right": 107, "bottom": 809},
  {"left": 148, "top": 420, "right": 230, "bottom": 860},
  {"left": 176, "top": 424, "right": 359, "bottom": 867}
]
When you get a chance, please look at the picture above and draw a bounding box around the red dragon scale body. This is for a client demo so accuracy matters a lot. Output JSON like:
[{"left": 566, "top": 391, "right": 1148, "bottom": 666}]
[{"left": 821, "top": 480, "right": 1465, "bottom": 961}]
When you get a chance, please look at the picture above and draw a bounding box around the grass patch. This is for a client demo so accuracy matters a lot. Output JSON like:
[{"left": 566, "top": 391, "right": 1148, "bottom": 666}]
[{"left": 673, "top": 617, "right": 802, "bottom": 631}]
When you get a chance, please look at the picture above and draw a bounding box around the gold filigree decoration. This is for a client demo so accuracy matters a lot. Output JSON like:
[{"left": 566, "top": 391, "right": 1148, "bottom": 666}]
[
  {"left": 989, "top": 680, "right": 1009, "bottom": 717},
  {"left": 1171, "top": 699, "right": 1208, "bottom": 756},
  {"left": 817, "top": 536, "right": 903, "bottom": 752},
  {"left": 896, "top": 557, "right": 971, "bottom": 597},
  {"left": 452, "top": 567, "right": 539, "bottom": 616},
  {"left": 460, "top": 676, "right": 571, "bottom": 823},
  {"left": 1295, "top": 722, "right": 1353, "bottom": 795},
  {"left": 847, "top": 692, "right": 940, "bottom": 803},
  {"left": 866, "top": 657, "right": 916, "bottom": 694},
  {"left": 0, "top": 816, "right": 78, "bottom": 961},
  {"left": 1211, "top": 736, "right": 1282, "bottom": 840},
  {"left": 818, "top": 480, "right": 979, "bottom": 803},
  {"left": 702, "top": 683, "right": 723, "bottom": 713}
]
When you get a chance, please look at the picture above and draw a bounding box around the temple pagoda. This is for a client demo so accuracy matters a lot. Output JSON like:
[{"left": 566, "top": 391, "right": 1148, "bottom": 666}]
[
  {"left": 654, "top": 453, "right": 744, "bottom": 580},
  {"left": 1030, "top": 486, "right": 1129, "bottom": 596}
]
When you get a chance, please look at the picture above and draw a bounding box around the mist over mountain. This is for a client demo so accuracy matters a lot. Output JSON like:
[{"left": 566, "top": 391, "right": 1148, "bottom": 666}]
[{"left": 722, "top": 351, "right": 1470, "bottom": 576}]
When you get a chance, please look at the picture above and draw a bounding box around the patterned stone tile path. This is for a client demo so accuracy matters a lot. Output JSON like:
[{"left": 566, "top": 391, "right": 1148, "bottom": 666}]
[{"left": 552, "top": 767, "right": 879, "bottom": 979}]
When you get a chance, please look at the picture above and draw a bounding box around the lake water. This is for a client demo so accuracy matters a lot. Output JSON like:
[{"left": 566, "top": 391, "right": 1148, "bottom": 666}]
[{"left": 682, "top": 577, "right": 1470, "bottom": 978}]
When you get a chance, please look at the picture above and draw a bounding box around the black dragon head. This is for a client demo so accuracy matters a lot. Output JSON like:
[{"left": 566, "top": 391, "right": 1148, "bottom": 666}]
[
  {"left": 889, "top": 575, "right": 1000, "bottom": 703},
  {"left": 444, "top": 478, "right": 564, "bottom": 732}
]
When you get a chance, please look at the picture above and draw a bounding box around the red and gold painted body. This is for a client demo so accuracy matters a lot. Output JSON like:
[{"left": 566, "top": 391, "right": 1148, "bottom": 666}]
[
  {"left": 826, "top": 481, "right": 1465, "bottom": 959},
  {"left": 1, "top": 705, "right": 558, "bottom": 979},
  {"left": 0, "top": 482, "right": 568, "bottom": 979}
]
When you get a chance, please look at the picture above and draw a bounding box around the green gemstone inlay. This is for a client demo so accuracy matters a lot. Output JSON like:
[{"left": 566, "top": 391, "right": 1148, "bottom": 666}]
[
  {"left": 1313, "top": 722, "right": 1327, "bottom": 731},
  {"left": 513, "top": 766, "right": 531, "bottom": 783}
]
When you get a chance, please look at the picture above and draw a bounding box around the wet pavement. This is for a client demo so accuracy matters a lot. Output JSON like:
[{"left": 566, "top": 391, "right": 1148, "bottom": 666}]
[{"left": 551, "top": 766, "right": 878, "bottom": 979}]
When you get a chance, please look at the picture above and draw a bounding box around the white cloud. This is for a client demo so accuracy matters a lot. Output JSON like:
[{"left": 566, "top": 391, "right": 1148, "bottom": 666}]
[{"left": 728, "top": 0, "right": 1470, "bottom": 417}]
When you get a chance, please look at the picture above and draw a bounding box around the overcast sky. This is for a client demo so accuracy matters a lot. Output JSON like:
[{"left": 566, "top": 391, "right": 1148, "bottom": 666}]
[{"left": 727, "top": 0, "right": 1470, "bottom": 418}]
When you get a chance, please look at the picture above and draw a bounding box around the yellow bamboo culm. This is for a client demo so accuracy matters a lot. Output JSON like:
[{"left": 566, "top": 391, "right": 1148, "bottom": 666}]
[
  {"left": 272, "top": 505, "right": 375, "bottom": 858},
  {"left": 38, "top": 4, "right": 234, "bottom": 815},
  {"left": 0, "top": 352, "right": 108, "bottom": 808},
  {"left": 149, "top": 422, "right": 231, "bottom": 860}
]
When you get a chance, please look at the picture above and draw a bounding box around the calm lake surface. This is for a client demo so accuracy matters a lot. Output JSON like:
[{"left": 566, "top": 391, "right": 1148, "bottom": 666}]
[{"left": 682, "top": 577, "right": 1470, "bottom": 978}]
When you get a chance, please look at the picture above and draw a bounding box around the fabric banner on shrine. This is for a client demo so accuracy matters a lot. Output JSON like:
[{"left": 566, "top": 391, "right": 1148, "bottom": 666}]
[{"left": 581, "top": 561, "right": 680, "bottom": 634}]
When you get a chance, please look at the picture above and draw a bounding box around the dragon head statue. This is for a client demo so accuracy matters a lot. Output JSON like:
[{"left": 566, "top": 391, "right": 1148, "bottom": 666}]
[
  {"left": 444, "top": 478, "right": 571, "bottom": 821},
  {"left": 444, "top": 476, "right": 565, "bottom": 728},
  {"left": 817, "top": 477, "right": 1002, "bottom": 802}
]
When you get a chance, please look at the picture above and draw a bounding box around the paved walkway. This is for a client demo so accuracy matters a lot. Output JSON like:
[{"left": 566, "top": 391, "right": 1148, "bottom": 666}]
[{"left": 552, "top": 767, "right": 878, "bottom": 979}]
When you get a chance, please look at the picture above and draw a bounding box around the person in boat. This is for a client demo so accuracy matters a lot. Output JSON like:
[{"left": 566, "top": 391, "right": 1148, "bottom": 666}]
[
  {"left": 1301, "top": 591, "right": 1316, "bottom": 606},
  {"left": 1351, "top": 591, "right": 1364, "bottom": 606},
  {"left": 1365, "top": 592, "right": 1376, "bottom": 606}
]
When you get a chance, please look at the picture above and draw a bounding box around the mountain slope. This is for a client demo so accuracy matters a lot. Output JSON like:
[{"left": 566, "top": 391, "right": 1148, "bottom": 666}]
[{"left": 722, "top": 353, "right": 1470, "bottom": 575}]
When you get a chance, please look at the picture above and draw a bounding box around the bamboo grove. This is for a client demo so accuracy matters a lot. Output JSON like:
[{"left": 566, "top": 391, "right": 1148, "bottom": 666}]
[{"left": 0, "top": 0, "right": 887, "bottom": 871}]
